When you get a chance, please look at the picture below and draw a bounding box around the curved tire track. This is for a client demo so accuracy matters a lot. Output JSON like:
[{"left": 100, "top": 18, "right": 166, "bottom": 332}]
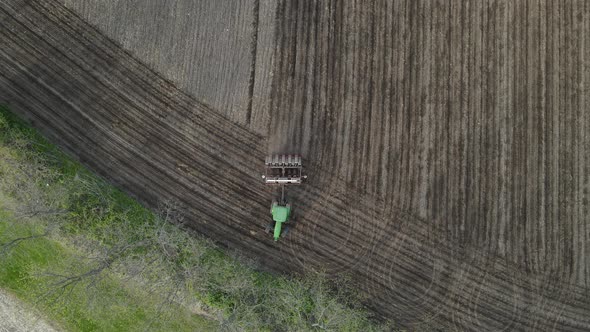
[{"left": 1, "top": 0, "right": 589, "bottom": 330}]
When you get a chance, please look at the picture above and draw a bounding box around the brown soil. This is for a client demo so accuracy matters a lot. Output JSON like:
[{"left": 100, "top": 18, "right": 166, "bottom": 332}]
[{"left": 1, "top": 0, "right": 589, "bottom": 330}]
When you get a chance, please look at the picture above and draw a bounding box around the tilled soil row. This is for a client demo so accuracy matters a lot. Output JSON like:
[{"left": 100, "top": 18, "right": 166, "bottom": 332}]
[
  {"left": 268, "top": 0, "right": 590, "bottom": 329},
  {"left": 1, "top": 0, "right": 589, "bottom": 330},
  {"left": 269, "top": 1, "right": 590, "bottom": 329},
  {"left": 270, "top": 0, "right": 590, "bottom": 285}
]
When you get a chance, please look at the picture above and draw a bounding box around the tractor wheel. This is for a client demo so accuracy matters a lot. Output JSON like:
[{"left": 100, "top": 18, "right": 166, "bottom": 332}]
[
  {"left": 264, "top": 222, "right": 274, "bottom": 233},
  {"left": 271, "top": 200, "right": 278, "bottom": 214},
  {"left": 282, "top": 225, "right": 290, "bottom": 237}
]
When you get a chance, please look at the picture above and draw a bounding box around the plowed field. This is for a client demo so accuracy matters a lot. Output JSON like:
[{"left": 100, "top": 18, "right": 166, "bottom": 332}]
[{"left": 1, "top": 0, "right": 589, "bottom": 330}]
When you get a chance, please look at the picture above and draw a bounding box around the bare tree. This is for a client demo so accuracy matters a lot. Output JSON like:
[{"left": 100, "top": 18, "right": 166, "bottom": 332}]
[{"left": 0, "top": 229, "right": 50, "bottom": 255}]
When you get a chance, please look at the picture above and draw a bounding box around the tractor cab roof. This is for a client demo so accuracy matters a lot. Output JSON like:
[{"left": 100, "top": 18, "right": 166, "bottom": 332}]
[{"left": 272, "top": 205, "right": 289, "bottom": 223}]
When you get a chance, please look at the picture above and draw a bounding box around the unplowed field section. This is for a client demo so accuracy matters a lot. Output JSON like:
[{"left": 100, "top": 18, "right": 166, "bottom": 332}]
[
  {"left": 1, "top": 0, "right": 590, "bottom": 330},
  {"left": 62, "top": 0, "right": 277, "bottom": 136},
  {"left": 62, "top": 0, "right": 256, "bottom": 124}
]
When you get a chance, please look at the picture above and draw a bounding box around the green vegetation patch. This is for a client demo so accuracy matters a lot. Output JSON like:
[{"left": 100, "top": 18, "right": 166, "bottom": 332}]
[
  {"left": 0, "top": 209, "right": 214, "bottom": 332},
  {"left": 0, "top": 106, "right": 388, "bottom": 331}
]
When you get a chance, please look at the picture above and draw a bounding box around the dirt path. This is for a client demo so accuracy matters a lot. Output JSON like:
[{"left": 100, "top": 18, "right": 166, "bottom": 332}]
[
  {"left": 1, "top": 0, "right": 589, "bottom": 330},
  {"left": 0, "top": 289, "right": 59, "bottom": 332}
]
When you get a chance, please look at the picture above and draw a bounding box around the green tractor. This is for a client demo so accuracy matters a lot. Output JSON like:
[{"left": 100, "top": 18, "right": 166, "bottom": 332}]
[
  {"left": 267, "top": 198, "right": 291, "bottom": 241},
  {"left": 262, "top": 154, "right": 306, "bottom": 241}
]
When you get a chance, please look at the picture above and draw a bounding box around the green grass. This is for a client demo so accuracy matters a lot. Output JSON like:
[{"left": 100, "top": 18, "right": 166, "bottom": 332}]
[
  {"left": 0, "top": 105, "right": 388, "bottom": 331},
  {"left": 0, "top": 202, "right": 216, "bottom": 332}
]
